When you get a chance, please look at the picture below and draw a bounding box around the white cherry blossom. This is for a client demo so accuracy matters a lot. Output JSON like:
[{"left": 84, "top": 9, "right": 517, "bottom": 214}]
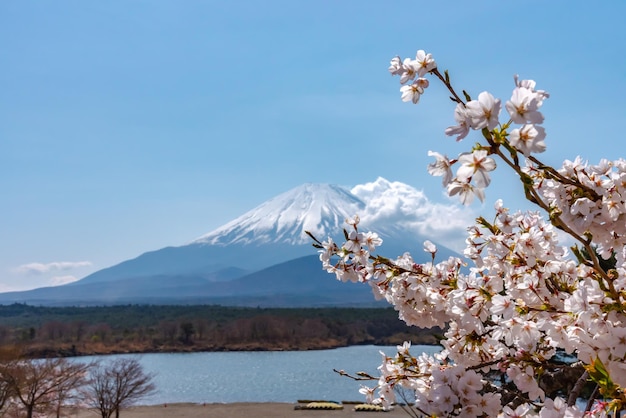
[
  {"left": 465, "top": 91, "right": 501, "bottom": 130},
  {"left": 423, "top": 240, "right": 437, "bottom": 255},
  {"left": 316, "top": 49, "right": 626, "bottom": 417},
  {"left": 456, "top": 150, "right": 497, "bottom": 188},
  {"left": 445, "top": 102, "right": 471, "bottom": 141},
  {"left": 400, "top": 79, "right": 428, "bottom": 103},
  {"left": 399, "top": 58, "right": 418, "bottom": 84},
  {"left": 388, "top": 56, "right": 403, "bottom": 75},
  {"left": 515, "top": 75, "right": 550, "bottom": 103},
  {"left": 447, "top": 179, "right": 485, "bottom": 205},
  {"left": 427, "top": 150, "right": 453, "bottom": 185},
  {"left": 415, "top": 49, "right": 436, "bottom": 77},
  {"left": 509, "top": 124, "right": 546, "bottom": 156},
  {"left": 506, "top": 86, "right": 545, "bottom": 124}
]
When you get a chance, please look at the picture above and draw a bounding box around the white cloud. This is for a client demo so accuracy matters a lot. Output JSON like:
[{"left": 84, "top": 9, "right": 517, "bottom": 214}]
[
  {"left": 14, "top": 261, "right": 92, "bottom": 275},
  {"left": 352, "top": 177, "right": 476, "bottom": 252}
]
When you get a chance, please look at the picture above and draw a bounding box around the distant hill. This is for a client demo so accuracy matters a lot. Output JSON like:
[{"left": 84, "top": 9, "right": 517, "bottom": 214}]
[
  {"left": 0, "top": 178, "right": 460, "bottom": 307},
  {"left": 0, "top": 256, "right": 384, "bottom": 307}
]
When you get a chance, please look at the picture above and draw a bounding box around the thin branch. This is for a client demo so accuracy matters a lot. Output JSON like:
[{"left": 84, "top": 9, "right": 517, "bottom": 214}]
[
  {"left": 586, "top": 384, "right": 599, "bottom": 412},
  {"left": 333, "top": 369, "right": 376, "bottom": 381},
  {"left": 431, "top": 68, "right": 465, "bottom": 105},
  {"left": 568, "top": 370, "right": 589, "bottom": 407}
]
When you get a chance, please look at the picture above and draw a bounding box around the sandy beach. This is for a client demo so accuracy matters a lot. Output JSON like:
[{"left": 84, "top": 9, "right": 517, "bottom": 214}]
[{"left": 68, "top": 402, "right": 414, "bottom": 418}]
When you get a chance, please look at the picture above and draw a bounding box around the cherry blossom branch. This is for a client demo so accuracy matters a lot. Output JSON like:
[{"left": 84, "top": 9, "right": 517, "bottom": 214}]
[
  {"left": 527, "top": 155, "right": 601, "bottom": 200},
  {"left": 333, "top": 369, "right": 376, "bottom": 381},
  {"left": 394, "top": 388, "right": 424, "bottom": 418},
  {"left": 315, "top": 49, "right": 626, "bottom": 417},
  {"left": 586, "top": 385, "right": 600, "bottom": 412},
  {"left": 568, "top": 370, "right": 590, "bottom": 407},
  {"left": 430, "top": 68, "right": 466, "bottom": 105},
  {"left": 481, "top": 129, "right": 617, "bottom": 297}
]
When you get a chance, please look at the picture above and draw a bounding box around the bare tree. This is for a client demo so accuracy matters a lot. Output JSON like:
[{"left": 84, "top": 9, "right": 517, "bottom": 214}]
[
  {"left": 0, "top": 347, "right": 21, "bottom": 416},
  {"left": 0, "top": 375, "right": 11, "bottom": 417},
  {"left": 87, "top": 358, "right": 155, "bottom": 418},
  {"left": 50, "top": 361, "right": 89, "bottom": 418},
  {"left": 1, "top": 357, "right": 89, "bottom": 418}
]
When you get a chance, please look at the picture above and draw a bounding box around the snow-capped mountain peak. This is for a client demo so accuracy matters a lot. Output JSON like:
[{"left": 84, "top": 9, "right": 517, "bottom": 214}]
[
  {"left": 0, "top": 178, "right": 468, "bottom": 306},
  {"left": 193, "top": 177, "right": 471, "bottom": 252},
  {"left": 193, "top": 183, "right": 365, "bottom": 246}
]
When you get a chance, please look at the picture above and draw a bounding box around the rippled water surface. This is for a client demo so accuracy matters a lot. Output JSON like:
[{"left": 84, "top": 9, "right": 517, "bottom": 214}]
[{"left": 75, "top": 345, "right": 441, "bottom": 404}]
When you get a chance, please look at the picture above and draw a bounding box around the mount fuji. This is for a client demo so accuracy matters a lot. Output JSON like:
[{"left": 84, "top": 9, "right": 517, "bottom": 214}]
[{"left": 0, "top": 178, "right": 463, "bottom": 306}]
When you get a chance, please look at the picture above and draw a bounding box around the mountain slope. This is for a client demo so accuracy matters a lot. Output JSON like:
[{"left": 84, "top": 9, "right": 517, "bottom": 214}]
[
  {"left": 0, "top": 256, "right": 383, "bottom": 307},
  {"left": 193, "top": 183, "right": 365, "bottom": 246},
  {"left": 0, "top": 178, "right": 463, "bottom": 306},
  {"left": 72, "top": 183, "right": 365, "bottom": 286}
]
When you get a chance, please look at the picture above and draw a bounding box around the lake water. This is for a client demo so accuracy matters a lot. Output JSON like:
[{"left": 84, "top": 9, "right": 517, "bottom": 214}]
[{"left": 75, "top": 345, "right": 441, "bottom": 405}]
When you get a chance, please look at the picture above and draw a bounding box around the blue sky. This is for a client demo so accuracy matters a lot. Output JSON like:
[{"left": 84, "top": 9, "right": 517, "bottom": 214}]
[{"left": 2, "top": 1, "right": 625, "bottom": 291}]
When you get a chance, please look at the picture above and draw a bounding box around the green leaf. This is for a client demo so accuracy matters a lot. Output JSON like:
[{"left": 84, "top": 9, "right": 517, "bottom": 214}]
[
  {"left": 571, "top": 245, "right": 587, "bottom": 265},
  {"left": 585, "top": 357, "right": 616, "bottom": 395},
  {"left": 481, "top": 128, "right": 492, "bottom": 141}
]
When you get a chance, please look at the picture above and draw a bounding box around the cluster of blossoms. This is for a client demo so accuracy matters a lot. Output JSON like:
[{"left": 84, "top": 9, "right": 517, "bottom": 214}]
[
  {"left": 313, "top": 50, "right": 626, "bottom": 417},
  {"left": 530, "top": 157, "right": 626, "bottom": 266},
  {"left": 389, "top": 50, "right": 436, "bottom": 104},
  {"left": 391, "top": 51, "right": 549, "bottom": 205},
  {"left": 361, "top": 343, "right": 503, "bottom": 417}
]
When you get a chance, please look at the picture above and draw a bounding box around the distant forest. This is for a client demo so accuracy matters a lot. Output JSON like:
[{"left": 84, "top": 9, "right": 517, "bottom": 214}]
[{"left": 0, "top": 304, "right": 441, "bottom": 358}]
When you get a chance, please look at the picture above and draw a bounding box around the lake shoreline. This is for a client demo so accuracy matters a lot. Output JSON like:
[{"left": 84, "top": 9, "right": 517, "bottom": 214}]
[
  {"left": 67, "top": 402, "right": 413, "bottom": 418},
  {"left": 26, "top": 339, "right": 441, "bottom": 359},
  {"left": 1, "top": 304, "right": 442, "bottom": 360}
]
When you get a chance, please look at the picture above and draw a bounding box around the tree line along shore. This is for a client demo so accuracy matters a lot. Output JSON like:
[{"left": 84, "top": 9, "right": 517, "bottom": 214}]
[{"left": 0, "top": 304, "right": 441, "bottom": 358}]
